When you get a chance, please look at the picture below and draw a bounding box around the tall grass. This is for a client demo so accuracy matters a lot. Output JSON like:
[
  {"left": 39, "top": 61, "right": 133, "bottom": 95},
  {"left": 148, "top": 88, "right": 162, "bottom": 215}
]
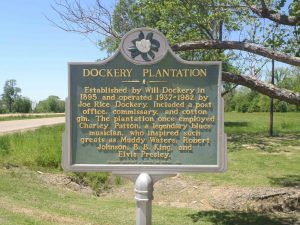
[
  {"left": 0, "top": 125, "right": 64, "bottom": 170},
  {"left": 0, "top": 124, "right": 110, "bottom": 193}
]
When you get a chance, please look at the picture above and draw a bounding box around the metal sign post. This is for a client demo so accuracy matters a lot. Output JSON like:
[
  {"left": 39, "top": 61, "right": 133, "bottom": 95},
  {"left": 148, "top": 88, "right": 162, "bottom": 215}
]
[
  {"left": 62, "top": 27, "right": 227, "bottom": 225},
  {"left": 135, "top": 173, "right": 153, "bottom": 225},
  {"left": 113, "top": 172, "right": 176, "bottom": 225}
]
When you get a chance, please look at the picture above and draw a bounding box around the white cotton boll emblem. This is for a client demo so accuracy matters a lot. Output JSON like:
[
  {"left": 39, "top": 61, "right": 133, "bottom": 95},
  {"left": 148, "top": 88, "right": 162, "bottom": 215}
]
[{"left": 136, "top": 39, "right": 151, "bottom": 53}]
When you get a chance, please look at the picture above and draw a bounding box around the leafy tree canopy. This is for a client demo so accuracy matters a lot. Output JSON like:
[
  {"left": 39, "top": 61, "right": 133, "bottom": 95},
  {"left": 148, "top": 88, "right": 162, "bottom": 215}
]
[
  {"left": 50, "top": 0, "right": 300, "bottom": 105},
  {"left": 2, "top": 79, "right": 21, "bottom": 113},
  {"left": 35, "top": 96, "right": 65, "bottom": 113}
]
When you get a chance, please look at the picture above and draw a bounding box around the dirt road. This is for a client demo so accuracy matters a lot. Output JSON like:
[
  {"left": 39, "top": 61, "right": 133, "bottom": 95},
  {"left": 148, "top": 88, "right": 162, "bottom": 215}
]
[{"left": 0, "top": 117, "right": 65, "bottom": 135}]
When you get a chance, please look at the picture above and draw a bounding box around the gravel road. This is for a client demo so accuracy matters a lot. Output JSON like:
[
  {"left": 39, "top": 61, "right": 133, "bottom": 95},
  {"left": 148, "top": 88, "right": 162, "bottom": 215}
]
[{"left": 0, "top": 117, "right": 65, "bottom": 135}]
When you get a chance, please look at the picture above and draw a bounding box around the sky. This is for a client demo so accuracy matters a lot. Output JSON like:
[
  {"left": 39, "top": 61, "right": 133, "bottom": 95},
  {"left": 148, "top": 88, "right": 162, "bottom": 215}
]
[
  {"left": 0, "top": 0, "right": 108, "bottom": 102},
  {"left": 0, "top": 1, "right": 294, "bottom": 103}
]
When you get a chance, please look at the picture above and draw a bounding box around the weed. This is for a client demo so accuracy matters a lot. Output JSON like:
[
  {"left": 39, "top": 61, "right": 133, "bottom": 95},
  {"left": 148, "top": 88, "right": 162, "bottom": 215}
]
[
  {"left": 69, "top": 172, "right": 110, "bottom": 195},
  {"left": 35, "top": 153, "right": 60, "bottom": 168},
  {"left": 114, "top": 176, "right": 122, "bottom": 185},
  {"left": 0, "top": 136, "right": 10, "bottom": 155}
]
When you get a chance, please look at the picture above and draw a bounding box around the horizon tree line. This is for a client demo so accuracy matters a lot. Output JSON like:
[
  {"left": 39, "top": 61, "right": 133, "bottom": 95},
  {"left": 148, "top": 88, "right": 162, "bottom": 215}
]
[{"left": 0, "top": 79, "right": 65, "bottom": 114}]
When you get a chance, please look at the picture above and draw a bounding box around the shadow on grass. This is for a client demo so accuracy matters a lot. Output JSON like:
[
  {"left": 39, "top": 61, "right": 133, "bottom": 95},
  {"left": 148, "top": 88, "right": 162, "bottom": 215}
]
[
  {"left": 269, "top": 175, "right": 300, "bottom": 187},
  {"left": 225, "top": 122, "right": 249, "bottom": 127},
  {"left": 227, "top": 134, "right": 298, "bottom": 153},
  {"left": 188, "top": 211, "right": 293, "bottom": 225}
]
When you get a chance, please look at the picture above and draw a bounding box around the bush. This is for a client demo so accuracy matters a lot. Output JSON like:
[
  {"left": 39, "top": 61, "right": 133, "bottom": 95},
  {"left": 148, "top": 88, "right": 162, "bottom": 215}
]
[
  {"left": 248, "top": 99, "right": 260, "bottom": 113},
  {"left": 275, "top": 101, "right": 288, "bottom": 112},
  {"left": 236, "top": 101, "right": 250, "bottom": 113}
]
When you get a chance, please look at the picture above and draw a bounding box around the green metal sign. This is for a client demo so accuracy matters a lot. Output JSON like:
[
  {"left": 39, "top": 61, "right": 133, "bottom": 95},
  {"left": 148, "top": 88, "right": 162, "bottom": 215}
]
[{"left": 62, "top": 28, "right": 226, "bottom": 172}]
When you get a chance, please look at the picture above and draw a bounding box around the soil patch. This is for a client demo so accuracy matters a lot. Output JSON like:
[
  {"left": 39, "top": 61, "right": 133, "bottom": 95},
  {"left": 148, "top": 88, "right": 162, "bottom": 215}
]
[{"left": 38, "top": 171, "right": 300, "bottom": 222}]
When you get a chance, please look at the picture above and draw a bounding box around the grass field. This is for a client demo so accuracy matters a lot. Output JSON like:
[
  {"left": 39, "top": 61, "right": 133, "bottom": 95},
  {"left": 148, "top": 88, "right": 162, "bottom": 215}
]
[
  {"left": 0, "top": 112, "right": 299, "bottom": 224},
  {"left": 0, "top": 112, "right": 299, "bottom": 186},
  {"left": 0, "top": 168, "right": 291, "bottom": 225},
  {"left": 224, "top": 112, "right": 300, "bottom": 135},
  {"left": 189, "top": 112, "right": 300, "bottom": 186},
  {"left": 188, "top": 135, "right": 300, "bottom": 186},
  {"left": 225, "top": 112, "right": 300, "bottom": 136}
]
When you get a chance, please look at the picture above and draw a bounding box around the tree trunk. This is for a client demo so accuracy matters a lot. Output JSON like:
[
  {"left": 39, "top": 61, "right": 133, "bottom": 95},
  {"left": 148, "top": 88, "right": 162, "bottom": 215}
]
[{"left": 221, "top": 72, "right": 300, "bottom": 106}]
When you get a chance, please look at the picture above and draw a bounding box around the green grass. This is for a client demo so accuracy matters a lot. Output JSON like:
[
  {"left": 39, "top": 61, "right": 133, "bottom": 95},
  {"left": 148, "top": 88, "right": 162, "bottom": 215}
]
[
  {"left": 0, "top": 113, "right": 299, "bottom": 188},
  {"left": 225, "top": 112, "right": 300, "bottom": 135},
  {"left": 188, "top": 137, "right": 300, "bottom": 186},
  {"left": 0, "top": 124, "right": 110, "bottom": 194},
  {"left": 189, "top": 112, "right": 300, "bottom": 186},
  {"left": 0, "top": 112, "right": 299, "bottom": 224},
  {"left": 0, "top": 168, "right": 292, "bottom": 225},
  {"left": 0, "top": 125, "right": 64, "bottom": 171}
]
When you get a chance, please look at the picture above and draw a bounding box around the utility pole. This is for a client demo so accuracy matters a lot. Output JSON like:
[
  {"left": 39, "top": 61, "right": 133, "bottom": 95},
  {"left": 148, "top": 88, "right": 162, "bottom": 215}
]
[
  {"left": 269, "top": 58, "right": 275, "bottom": 136},
  {"left": 269, "top": 30, "right": 275, "bottom": 137}
]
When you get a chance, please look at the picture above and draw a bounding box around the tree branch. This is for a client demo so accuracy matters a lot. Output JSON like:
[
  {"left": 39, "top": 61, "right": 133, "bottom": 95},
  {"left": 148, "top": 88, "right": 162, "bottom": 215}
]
[
  {"left": 245, "top": 1, "right": 300, "bottom": 26},
  {"left": 222, "top": 72, "right": 300, "bottom": 105},
  {"left": 48, "top": 0, "right": 120, "bottom": 38},
  {"left": 221, "top": 84, "right": 238, "bottom": 97},
  {"left": 172, "top": 40, "right": 300, "bottom": 66}
]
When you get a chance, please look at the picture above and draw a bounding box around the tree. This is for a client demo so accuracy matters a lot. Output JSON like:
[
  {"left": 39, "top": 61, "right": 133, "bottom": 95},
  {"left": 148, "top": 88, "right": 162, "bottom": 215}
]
[
  {"left": 35, "top": 96, "right": 65, "bottom": 113},
  {"left": 223, "top": 66, "right": 300, "bottom": 113},
  {"left": 49, "top": 0, "right": 300, "bottom": 105},
  {"left": 0, "top": 99, "right": 7, "bottom": 114},
  {"left": 245, "top": 0, "right": 300, "bottom": 26},
  {"left": 13, "top": 97, "right": 32, "bottom": 113},
  {"left": 2, "top": 79, "right": 21, "bottom": 113}
]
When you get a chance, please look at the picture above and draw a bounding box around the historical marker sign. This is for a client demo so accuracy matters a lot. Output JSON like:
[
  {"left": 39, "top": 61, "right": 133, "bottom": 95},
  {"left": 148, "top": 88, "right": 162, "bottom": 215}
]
[{"left": 62, "top": 28, "right": 226, "bottom": 173}]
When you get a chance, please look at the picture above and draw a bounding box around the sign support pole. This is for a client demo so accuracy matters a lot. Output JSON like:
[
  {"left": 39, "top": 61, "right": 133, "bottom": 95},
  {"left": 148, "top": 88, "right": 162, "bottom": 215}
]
[
  {"left": 135, "top": 173, "right": 153, "bottom": 225},
  {"left": 113, "top": 172, "right": 176, "bottom": 225}
]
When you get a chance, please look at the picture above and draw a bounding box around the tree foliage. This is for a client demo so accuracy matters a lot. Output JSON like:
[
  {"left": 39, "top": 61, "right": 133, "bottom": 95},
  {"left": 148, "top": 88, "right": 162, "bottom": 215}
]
[
  {"left": 50, "top": 0, "right": 300, "bottom": 105},
  {"left": 13, "top": 97, "right": 32, "bottom": 113},
  {"left": 2, "top": 79, "right": 21, "bottom": 113},
  {"left": 225, "top": 66, "right": 300, "bottom": 112},
  {"left": 0, "top": 79, "right": 34, "bottom": 113},
  {"left": 0, "top": 99, "right": 7, "bottom": 114},
  {"left": 35, "top": 96, "right": 65, "bottom": 113}
]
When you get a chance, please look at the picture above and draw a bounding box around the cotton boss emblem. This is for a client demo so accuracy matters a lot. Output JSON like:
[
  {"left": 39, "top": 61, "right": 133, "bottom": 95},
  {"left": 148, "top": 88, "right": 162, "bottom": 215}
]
[{"left": 128, "top": 31, "right": 160, "bottom": 61}]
